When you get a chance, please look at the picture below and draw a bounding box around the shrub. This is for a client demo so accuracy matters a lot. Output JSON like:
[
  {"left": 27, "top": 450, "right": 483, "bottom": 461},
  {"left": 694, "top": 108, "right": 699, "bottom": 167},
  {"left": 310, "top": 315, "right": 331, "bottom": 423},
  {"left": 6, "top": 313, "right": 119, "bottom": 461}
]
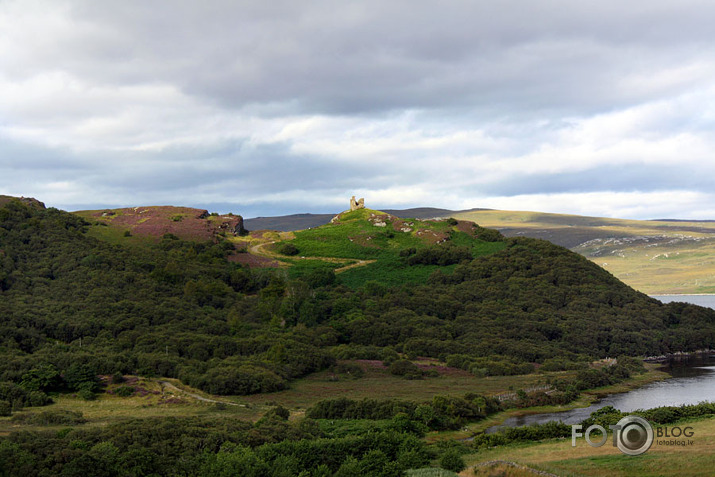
[
  {"left": 0, "top": 400, "right": 11, "bottom": 417},
  {"left": 64, "top": 364, "right": 100, "bottom": 393},
  {"left": 389, "top": 360, "right": 424, "bottom": 379},
  {"left": 78, "top": 387, "right": 96, "bottom": 401},
  {"left": 11, "top": 409, "right": 86, "bottom": 426},
  {"left": 114, "top": 386, "right": 135, "bottom": 397},
  {"left": 439, "top": 449, "right": 465, "bottom": 473},
  {"left": 278, "top": 243, "right": 299, "bottom": 256}
]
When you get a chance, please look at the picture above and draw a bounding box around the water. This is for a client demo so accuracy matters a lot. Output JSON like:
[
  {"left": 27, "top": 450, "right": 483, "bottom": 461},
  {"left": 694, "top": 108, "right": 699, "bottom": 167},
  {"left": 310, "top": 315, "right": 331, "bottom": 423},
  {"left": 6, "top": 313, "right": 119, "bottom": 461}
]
[
  {"left": 487, "top": 295, "right": 715, "bottom": 432},
  {"left": 488, "top": 356, "right": 715, "bottom": 431},
  {"left": 651, "top": 294, "right": 715, "bottom": 309}
]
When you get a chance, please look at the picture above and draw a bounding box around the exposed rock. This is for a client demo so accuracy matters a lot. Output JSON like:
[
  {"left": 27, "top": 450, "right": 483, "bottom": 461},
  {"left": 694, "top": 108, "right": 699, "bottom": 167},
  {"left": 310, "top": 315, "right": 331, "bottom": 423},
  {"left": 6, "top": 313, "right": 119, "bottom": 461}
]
[{"left": 0, "top": 195, "right": 46, "bottom": 209}]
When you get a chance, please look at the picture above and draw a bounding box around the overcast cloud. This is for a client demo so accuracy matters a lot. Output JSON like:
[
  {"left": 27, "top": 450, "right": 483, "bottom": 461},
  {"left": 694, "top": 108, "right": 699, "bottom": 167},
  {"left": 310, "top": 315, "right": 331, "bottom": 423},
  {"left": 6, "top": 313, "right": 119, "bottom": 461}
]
[{"left": 1, "top": 0, "right": 714, "bottom": 219}]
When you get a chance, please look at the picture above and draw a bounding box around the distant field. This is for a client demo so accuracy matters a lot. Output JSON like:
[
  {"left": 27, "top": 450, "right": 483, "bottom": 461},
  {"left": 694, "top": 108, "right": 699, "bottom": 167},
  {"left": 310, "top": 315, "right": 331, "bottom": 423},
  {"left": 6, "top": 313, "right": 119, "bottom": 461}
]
[{"left": 453, "top": 210, "right": 715, "bottom": 295}]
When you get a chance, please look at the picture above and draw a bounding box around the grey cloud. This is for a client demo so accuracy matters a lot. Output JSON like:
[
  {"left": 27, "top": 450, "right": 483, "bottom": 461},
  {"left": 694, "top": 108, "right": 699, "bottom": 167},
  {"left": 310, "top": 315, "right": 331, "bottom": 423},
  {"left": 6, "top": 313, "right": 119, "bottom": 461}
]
[{"left": 36, "top": 1, "right": 714, "bottom": 117}]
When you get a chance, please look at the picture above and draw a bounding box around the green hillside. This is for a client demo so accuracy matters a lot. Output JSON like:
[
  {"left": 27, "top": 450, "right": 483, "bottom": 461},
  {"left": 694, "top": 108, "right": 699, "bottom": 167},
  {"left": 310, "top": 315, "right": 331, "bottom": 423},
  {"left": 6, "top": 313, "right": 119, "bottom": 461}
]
[
  {"left": 2, "top": 197, "right": 715, "bottom": 475},
  {"left": 271, "top": 208, "right": 506, "bottom": 288}
]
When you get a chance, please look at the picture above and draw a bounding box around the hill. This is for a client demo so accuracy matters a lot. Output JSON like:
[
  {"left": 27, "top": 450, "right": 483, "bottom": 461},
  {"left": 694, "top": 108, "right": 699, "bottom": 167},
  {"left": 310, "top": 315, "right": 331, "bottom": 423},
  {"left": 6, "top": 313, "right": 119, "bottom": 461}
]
[
  {"left": 2, "top": 198, "right": 714, "bottom": 393},
  {"left": 0, "top": 195, "right": 45, "bottom": 209},
  {"left": 243, "top": 207, "right": 464, "bottom": 231},
  {"left": 245, "top": 206, "right": 715, "bottom": 294},
  {"left": 74, "top": 201, "right": 715, "bottom": 294},
  {"left": 74, "top": 205, "right": 245, "bottom": 242},
  {"left": 3, "top": 197, "right": 715, "bottom": 475},
  {"left": 452, "top": 209, "right": 715, "bottom": 294}
]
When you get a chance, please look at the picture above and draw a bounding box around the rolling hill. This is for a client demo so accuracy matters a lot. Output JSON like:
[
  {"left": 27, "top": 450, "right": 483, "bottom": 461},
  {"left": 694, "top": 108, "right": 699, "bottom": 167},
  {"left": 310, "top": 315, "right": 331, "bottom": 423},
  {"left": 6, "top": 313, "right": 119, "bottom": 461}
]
[
  {"left": 3, "top": 195, "right": 715, "bottom": 476},
  {"left": 244, "top": 206, "right": 715, "bottom": 295},
  {"left": 452, "top": 209, "right": 715, "bottom": 295}
]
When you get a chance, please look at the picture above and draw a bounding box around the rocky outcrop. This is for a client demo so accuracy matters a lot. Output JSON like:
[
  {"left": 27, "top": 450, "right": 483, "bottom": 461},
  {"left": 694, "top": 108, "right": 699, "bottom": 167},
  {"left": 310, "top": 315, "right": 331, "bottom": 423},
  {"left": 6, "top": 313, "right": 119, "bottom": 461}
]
[{"left": 0, "top": 195, "right": 46, "bottom": 209}]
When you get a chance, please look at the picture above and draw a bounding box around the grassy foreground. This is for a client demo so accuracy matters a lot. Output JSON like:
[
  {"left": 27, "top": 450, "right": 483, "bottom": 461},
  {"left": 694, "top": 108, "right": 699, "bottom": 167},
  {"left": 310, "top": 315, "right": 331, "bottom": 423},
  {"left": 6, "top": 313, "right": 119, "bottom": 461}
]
[{"left": 462, "top": 415, "right": 715, "bottom": 477}]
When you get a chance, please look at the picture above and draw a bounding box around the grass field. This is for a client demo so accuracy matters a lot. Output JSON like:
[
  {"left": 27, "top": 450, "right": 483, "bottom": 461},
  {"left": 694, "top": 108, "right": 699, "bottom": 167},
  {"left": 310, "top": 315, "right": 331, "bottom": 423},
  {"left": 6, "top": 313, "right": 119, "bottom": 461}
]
[
  {"left": 461, "top": 415, "right": 715, "bottom": 477},
  {"left": 0, "top": 377, "right": 261, "bottom": 436},
  {"left": 453, "top": 210, "right": 715, "bottom": 294},
  {"left": 0, "top": 364, "right": 668, "bottom": 438}
]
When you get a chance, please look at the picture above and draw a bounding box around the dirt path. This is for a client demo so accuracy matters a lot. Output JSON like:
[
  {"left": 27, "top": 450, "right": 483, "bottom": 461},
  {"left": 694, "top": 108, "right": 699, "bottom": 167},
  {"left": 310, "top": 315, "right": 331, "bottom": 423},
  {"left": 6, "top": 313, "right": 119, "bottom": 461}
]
[
  {"left": 334, "top": 259, "right": 376, "bottom": 273},
  {"left": 248, "top": 239, "right": 376, "bottom": 273},
  {"left": 158, "top": 380, "right": 245, "bottom": 407}
]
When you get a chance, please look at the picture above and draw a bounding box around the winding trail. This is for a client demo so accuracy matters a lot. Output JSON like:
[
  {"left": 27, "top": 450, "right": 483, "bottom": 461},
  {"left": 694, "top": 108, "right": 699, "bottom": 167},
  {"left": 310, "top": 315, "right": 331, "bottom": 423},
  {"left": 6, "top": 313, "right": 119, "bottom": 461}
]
[
  {"left": 248, "top": 239, "right": 376, "bottom": 274},
  {"left": 158, "top": 380, "right": 245, "bottom": 407}
]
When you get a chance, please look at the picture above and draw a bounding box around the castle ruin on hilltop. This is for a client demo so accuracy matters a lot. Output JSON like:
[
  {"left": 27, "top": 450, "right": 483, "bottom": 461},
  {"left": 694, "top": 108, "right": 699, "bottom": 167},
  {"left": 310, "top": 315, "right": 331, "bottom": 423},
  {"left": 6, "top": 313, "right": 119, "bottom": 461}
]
[{"left": 350, "top": 196, "right": 365, "bottom": 211}]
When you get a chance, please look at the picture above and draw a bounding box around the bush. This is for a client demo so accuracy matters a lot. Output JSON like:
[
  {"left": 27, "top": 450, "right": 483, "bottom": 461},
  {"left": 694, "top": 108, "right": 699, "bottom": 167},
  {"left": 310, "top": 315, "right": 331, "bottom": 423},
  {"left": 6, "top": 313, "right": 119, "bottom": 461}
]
[
  {"left": 0, "top": 400, "right": 11, "bottom": 417},
  {"left": 407, "top": 245, "right": 472, "bottom": 266},
  {"left": 389, "top": 360, "right": 424, "bottom": 379},
  {"left": 64, "top": 364, "right": 100, "bottom": 393},
  {"left": 439, "top": 449, "right": 465, "bottom": 473},
  {"left": 278, "top": 243, "right": 299, "bottom": 256},
  {"left": 11, "top": 409, "right": 86, "bottom": 426},
  {"left": 114, "top": 386, "right": 135, "bottom": 397}
]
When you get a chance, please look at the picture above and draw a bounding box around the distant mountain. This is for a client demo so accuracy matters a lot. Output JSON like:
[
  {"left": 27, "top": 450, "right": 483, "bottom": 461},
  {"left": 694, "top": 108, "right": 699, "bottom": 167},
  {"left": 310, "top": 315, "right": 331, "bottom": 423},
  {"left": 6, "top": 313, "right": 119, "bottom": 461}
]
[
  {"left": 244, "top": 213, "right": 336, "bottom": 231},
  {"left": 244, "top": 207, "right": 490, "bottom": 231}
]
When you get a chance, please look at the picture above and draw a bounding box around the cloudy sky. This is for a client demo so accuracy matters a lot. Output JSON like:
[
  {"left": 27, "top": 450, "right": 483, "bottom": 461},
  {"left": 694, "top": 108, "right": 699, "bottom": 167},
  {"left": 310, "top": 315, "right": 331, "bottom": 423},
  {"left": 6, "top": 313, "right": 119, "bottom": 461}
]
[{"left": 1, "top": 0, "right": 714, "bottom": 219}]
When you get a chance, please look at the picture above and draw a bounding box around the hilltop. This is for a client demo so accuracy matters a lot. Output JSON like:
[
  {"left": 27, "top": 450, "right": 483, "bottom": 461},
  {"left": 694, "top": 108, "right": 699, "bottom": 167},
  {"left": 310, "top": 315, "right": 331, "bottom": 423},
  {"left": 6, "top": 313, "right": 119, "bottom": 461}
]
[
  {"left": 0, "top": 195, "right": 45, "bottom": 209},
  {"left": 244, "top": 206, "right": 715, "bottom": 294},
  {"left": 74, "top": 205, "right": 245, "bottom": 243},
  {"left": 0, "top": 194, "right": 703, "bottom": 293},
  {"left": 259, "top": 207, "right": 506, "bottom": 288}
]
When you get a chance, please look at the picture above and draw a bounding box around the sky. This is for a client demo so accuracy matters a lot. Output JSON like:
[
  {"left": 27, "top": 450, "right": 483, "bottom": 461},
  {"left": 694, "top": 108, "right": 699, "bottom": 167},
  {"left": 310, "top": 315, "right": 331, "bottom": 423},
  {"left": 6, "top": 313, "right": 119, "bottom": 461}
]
[{"left": 1, "top": 0, "right": 714, "bottom": 220}]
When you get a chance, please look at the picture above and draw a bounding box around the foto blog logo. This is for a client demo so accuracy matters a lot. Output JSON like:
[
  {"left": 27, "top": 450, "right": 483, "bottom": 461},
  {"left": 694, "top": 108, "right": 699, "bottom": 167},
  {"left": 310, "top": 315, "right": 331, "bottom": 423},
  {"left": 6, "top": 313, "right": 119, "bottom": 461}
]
[{"left": 572, "top": 415, "right": 654, "bottom": 456}]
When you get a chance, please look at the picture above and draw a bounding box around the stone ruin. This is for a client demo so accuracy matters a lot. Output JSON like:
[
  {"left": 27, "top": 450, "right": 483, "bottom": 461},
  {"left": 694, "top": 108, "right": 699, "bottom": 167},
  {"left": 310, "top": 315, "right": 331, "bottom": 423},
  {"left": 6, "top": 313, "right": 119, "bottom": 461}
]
[{"left": 350, "top": 196, "right": 365, "bottom": 211}]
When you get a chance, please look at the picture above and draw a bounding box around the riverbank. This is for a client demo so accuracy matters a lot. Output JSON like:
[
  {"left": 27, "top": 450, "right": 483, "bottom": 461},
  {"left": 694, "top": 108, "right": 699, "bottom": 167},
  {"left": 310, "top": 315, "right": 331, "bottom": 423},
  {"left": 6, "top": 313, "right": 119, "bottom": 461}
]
[{"left": 428, "top": 363, "right": 670, "bottom": 442}]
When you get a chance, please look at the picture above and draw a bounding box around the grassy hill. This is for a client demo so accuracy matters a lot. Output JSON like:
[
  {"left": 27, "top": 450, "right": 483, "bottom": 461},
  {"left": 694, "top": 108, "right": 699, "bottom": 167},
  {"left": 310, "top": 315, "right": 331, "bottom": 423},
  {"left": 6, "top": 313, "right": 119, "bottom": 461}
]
[
  {"left": 453, "top": 209, "right": 715, "bottom": 295},
  {"left": 267, "top": 208, "right": 506, "bottom": 288},
  {"left": 3, "top": 196, "right": 715, "bottom": 475},
  {"left": 244, "top": 206, "right": 715, "bottom": 295}
]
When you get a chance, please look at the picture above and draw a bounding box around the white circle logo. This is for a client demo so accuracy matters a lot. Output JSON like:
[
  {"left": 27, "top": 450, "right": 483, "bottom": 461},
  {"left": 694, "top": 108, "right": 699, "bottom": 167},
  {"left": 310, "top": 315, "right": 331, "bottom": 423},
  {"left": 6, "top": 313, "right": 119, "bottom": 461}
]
[{"left": 615, "top": 416, "right": 654, "bottom": 456}]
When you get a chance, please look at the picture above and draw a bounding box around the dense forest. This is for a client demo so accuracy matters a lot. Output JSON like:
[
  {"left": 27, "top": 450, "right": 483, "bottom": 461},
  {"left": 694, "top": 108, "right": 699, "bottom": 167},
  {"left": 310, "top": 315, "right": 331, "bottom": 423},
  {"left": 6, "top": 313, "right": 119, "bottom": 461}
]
[
  {"left": 2, "top": 198, "right": 715, "bottom": 475},
  {"left": 1, "top": 198, "right": 714, "bottom": 399}
]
